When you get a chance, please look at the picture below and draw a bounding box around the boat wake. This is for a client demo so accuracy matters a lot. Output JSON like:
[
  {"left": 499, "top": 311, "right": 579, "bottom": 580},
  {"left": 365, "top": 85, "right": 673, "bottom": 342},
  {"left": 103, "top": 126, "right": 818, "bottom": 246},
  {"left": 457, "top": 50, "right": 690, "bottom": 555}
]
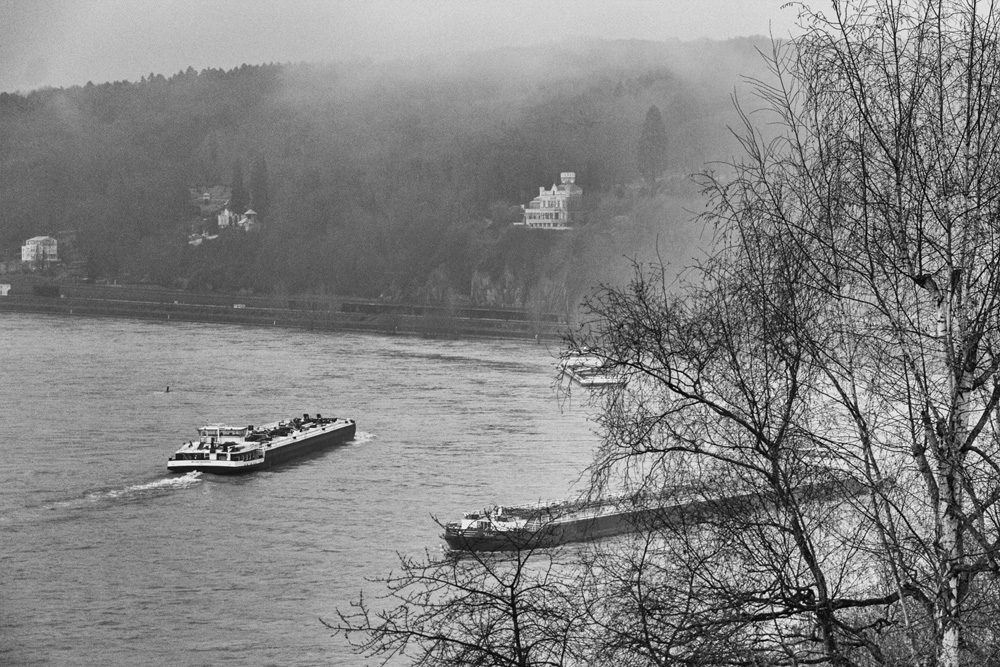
[
  {"left": 30, "top": 472, "right": 204, "bottom": 517},
  {"left": 352, "top": 431, "right": 375, "bottom": 444},
  {"left": 87, "top": 471, "right": 203, "bottom": 501}
]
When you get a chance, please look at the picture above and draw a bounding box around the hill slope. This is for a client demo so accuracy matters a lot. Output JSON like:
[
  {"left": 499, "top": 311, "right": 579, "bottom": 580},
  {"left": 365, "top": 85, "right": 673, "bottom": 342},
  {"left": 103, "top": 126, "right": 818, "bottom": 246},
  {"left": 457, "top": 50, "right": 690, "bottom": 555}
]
[{"left": 0, "top": 38, "right": 775, "bottom": 314}]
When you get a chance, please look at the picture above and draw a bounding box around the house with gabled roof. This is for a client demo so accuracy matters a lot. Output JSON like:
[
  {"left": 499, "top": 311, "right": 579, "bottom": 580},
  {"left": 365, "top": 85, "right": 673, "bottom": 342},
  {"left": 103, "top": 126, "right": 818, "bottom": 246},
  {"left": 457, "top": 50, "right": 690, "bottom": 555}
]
[{"left": 515, "top": 172, "right": 582, "bottom": 230}]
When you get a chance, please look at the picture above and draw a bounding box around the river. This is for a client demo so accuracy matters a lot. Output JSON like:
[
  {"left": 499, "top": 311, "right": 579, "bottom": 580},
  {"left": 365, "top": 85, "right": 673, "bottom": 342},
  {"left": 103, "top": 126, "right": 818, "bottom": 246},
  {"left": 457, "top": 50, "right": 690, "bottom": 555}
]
[{"left": 0, "top": 312, "right": 598, "bottom": 666}]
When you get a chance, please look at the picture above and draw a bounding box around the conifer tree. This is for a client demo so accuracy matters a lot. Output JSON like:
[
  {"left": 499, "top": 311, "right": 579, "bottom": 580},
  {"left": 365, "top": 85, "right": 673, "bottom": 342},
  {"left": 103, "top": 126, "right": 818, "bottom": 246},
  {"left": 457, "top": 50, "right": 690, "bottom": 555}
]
[
  {"left": 636, "top": 105, "right": 667, "bottom": 186},
  {"left": 230, "top": 162, "right": 248, "bottom": 214},
  {"left": 249, "top": 156, "right": 270, "bottom": 218}
]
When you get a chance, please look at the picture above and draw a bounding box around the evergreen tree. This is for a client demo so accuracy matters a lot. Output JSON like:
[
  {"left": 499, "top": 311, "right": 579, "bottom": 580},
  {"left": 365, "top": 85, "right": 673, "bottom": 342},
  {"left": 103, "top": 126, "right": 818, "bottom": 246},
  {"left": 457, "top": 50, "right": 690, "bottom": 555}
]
[
  {"left": 231, "top": 162, "right": 248, "bottom": 214},
  {"left": 249, "top": 156, "right": 270, "bottom": 218},
  {"left": 637, "top": 105, "right": 667, "bottom": 186}
]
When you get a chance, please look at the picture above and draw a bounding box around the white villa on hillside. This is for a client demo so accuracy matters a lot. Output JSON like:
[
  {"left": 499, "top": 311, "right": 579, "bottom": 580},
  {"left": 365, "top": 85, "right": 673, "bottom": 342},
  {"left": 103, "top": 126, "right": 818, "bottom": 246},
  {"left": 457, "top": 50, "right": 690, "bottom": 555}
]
[
  {"left": 515, "top": 172, "right": 582, "bottom": 230},
  {"left": 21, "top": 236, "right": 58, "bottom": 267}
]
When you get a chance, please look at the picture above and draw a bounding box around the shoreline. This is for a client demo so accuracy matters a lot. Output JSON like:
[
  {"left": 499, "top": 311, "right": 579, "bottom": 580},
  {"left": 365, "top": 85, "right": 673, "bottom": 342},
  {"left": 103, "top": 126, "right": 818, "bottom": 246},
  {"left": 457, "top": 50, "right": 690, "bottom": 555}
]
[{"left": 0, "top": 288, "right": 568, "bottom": 341}]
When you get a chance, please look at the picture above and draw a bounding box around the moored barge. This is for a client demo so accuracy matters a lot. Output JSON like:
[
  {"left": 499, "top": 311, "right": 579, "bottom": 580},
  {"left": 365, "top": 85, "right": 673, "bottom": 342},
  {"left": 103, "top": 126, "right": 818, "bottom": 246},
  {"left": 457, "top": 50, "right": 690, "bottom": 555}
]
[
  {"left": 443, "top": 473, "right": 863, "bottom": 552},
  {"left": 167, "top": 413, "right": 356, "bottom": 474},
  {"left": 443, "top": 495, "right": 685, "bottom": 552}
]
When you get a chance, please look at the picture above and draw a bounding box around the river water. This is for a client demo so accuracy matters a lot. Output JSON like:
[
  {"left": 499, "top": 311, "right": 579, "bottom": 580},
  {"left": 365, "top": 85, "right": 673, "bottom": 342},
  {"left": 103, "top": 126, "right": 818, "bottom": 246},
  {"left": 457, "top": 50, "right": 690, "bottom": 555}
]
[{"left": 0, "top": 312, "right": 599, "bottom": 666}]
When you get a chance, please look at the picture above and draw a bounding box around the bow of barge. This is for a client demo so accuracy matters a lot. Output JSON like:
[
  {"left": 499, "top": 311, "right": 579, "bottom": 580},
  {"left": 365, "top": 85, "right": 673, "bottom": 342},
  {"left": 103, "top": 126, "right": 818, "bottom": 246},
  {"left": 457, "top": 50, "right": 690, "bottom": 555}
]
[{"left": 442, "top": 496, "right": 657, "bottom": 552}]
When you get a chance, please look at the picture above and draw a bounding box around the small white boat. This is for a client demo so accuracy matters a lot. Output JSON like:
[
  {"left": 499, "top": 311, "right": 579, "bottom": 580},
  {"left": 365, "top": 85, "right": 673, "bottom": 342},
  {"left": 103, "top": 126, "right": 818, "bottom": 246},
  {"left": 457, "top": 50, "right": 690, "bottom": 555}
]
[{"left": 558, "top": 349, "right": 621, "bottom": 387}]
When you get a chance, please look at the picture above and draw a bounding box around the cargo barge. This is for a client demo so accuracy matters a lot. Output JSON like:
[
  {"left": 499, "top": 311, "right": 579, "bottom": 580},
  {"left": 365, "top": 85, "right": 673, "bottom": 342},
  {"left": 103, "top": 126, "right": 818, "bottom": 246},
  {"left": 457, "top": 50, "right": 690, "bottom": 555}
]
[
  {"left": 443, "top": 496, "right": 663, "bottom": 552},
  {"left": 167, "top": 413, "right": 355, "bottom": 474},
  {"left": 443, "top": 474, "right": 861, "bottom": 552}
]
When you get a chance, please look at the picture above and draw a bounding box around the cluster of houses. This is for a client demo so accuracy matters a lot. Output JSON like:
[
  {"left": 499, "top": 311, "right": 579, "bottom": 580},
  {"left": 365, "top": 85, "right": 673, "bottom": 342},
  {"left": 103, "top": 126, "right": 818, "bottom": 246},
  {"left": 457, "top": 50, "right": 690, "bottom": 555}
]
[
  {"left": 191, "top": 170, "right": 582, "bottom": 242},
  {"left": 215, "top": 207, "right": 259, "bottom": 232},
  {"left": 187, "top": 185, "right": 260, "bottom": 246}
]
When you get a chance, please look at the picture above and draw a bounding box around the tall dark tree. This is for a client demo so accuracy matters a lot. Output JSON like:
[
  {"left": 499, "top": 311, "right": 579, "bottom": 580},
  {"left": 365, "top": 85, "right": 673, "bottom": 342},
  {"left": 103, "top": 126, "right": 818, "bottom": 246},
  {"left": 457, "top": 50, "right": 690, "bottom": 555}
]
[
  {"left": 636, "top": 105, "right": 667, "bottom": 187},
  {"left": 249, "top": 156, "right": 270, "bottom": 218},
  {"left": 230, "top": 161, "right": 248, "bottom": 214}
]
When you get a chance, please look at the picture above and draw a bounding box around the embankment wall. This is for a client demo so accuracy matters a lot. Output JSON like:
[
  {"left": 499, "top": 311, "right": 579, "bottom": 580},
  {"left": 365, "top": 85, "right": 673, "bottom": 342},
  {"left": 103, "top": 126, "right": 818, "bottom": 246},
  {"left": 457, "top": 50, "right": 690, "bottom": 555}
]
[{"left": 0, "top": 282, "right": 568, "bottom": 340}]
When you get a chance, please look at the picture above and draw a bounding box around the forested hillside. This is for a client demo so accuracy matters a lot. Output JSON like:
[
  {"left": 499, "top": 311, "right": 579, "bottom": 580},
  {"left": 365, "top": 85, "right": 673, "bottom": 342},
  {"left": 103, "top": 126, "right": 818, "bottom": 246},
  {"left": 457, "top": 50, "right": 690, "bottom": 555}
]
[{"left": 0, "top": 38, "right": 773, "bottom": 314}]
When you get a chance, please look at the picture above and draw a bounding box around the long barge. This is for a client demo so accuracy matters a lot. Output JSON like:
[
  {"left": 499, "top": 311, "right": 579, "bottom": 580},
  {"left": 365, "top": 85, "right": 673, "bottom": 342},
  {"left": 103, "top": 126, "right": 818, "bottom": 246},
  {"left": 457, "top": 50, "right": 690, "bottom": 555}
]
[
  {"left": 167, "top": 413, "right": 355, "bottom": 474},
  {"left": 443, "top": 473, "right": 861, "bottom": 552}
]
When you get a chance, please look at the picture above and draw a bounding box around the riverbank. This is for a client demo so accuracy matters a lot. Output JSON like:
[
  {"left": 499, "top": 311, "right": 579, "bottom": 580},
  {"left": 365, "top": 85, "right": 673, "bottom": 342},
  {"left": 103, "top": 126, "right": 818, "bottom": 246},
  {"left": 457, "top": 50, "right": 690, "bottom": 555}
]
[{"left": 0, "top": 280, "right": 569, "bottom": 340}]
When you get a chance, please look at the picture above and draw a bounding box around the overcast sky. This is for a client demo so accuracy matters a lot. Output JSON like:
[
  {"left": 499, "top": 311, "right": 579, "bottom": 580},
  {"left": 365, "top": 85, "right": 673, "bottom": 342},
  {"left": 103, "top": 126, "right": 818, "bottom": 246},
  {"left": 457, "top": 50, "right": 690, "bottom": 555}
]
[{"left": 0, "top": 0, "right": 803, "bottom": 94}]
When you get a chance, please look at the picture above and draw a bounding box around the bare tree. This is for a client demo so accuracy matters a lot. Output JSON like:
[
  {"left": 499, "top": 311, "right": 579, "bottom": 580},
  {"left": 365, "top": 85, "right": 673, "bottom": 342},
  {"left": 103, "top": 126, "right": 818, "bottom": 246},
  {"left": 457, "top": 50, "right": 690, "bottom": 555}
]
[
  {"left": 330, "top": 3, "right": 1000, "bottom": 665},
  {"left": 569, "top": 1, "right": 1000, "bottom": 665},
  {"left": 331, "top": 540, "right": 586, "bottom": 666}
]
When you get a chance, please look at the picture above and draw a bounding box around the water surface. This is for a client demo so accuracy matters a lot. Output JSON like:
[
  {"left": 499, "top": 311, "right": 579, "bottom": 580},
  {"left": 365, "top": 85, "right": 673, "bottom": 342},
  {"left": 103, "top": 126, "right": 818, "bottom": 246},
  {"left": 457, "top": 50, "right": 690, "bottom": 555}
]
[{"left": 0, "top": 313, "right": 597, "bottom": 666}]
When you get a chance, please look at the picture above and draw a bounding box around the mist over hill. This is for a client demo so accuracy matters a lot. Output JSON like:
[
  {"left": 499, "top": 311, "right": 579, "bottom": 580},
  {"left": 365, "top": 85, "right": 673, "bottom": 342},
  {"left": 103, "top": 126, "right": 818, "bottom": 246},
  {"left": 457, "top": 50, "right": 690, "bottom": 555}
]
[{"left": 0, "top": 38, "right": 775, "bottom": 314}]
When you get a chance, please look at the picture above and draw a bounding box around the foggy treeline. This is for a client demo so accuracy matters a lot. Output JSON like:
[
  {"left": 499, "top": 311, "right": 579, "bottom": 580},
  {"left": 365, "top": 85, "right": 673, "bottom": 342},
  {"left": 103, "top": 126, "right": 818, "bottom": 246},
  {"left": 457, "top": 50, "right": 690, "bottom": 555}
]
[{"left": 0, "top": 38, "right": 773, "bottom": 312}]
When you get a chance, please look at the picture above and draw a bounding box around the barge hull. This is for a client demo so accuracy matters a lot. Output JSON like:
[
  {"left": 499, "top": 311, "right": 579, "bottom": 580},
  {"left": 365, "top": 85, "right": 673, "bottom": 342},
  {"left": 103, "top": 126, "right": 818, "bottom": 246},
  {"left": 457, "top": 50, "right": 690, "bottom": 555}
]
[{"left": 261, "top": 422, "right": 356, "bottom": 468}]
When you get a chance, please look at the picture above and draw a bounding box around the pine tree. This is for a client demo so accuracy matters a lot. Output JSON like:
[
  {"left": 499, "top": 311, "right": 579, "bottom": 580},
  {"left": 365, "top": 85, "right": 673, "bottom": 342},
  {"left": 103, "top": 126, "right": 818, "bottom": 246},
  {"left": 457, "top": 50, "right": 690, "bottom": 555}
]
[
  {"left": 637, "top": 105, "right": 667, "bottom": 186},
  {"left": 231, "top": 162, "right": 248, "bottom": 214},
  {"left": 249, "top": 156, "right": 270, "bottom": 218}
]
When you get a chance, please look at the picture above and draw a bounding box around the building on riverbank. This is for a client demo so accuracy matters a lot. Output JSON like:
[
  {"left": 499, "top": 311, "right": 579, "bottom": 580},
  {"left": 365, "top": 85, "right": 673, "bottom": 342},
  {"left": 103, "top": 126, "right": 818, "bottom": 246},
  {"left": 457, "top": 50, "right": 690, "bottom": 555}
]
[
  {"left": 515, "top": 172, "right": 581, "bottom": 230},
  {"left": 21, "top": 236, "right": 58, "bottom": 269}
]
